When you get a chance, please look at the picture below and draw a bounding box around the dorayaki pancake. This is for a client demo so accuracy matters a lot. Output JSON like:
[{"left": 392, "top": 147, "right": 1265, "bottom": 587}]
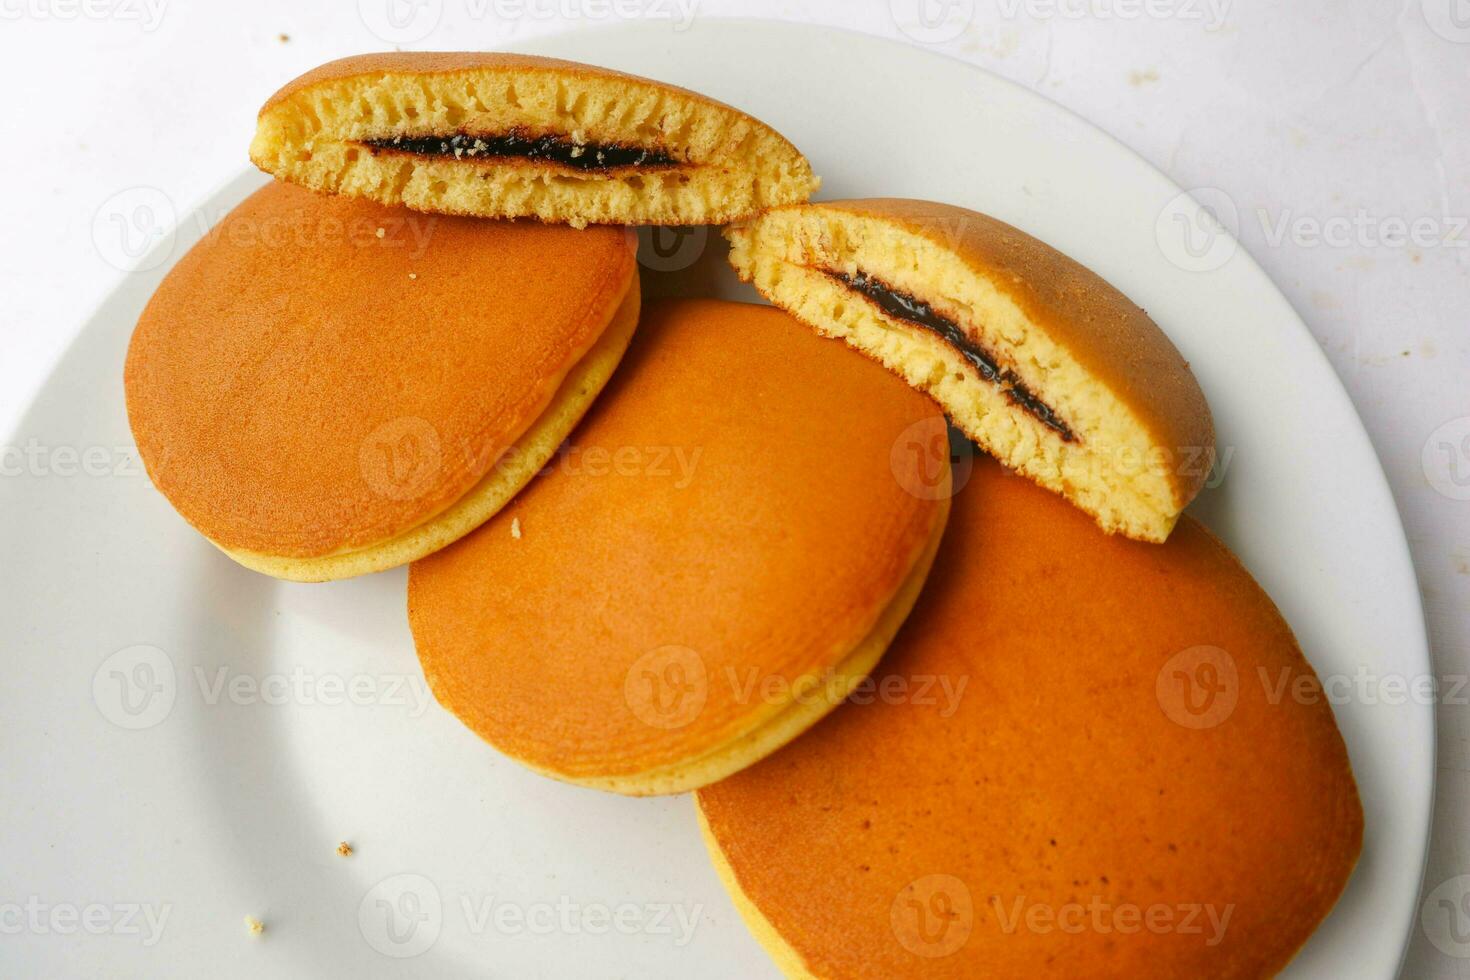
[
  {"left": 251, "top": 53, "right": 819, "bottom": 228},
  {"left": 726, "top": 199, "right": 1215, "bottom": 542},
  {"left": 124, "top": 181, "right": 639, "bottom": 582},
  {"left": 408, "top": 299, "right": 952, "bottom": 795},
  {"left": 697, "top": 455, "right": 1362, "bottom": 979}
]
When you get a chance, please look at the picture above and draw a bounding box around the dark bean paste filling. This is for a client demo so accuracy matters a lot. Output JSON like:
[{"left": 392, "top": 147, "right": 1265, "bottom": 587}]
[
  {"left": 825, "top": 268, "right": 1077, "bottom": 442},
  {"left": 359, "top": 130, "right": 680, "bottom": 171}
]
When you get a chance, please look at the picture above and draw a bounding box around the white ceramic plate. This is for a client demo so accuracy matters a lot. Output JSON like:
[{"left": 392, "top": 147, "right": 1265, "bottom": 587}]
[{"left": 0, "top": 20, "right": 1430, "bottom": 979}]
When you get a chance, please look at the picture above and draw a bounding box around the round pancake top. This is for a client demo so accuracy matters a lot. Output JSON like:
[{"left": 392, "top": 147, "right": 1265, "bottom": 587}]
[
  {"left": 795, "top": 198, "right": 1214, "bottom": 507},
  {"left": 698, "top": 455, "right": 1362, "bottom": 979},
  {"left": 261, "top": 51, "right": 747, "bottom": 126},
  {"left": 124, "top": 181, "right": 636, "bottom": 557},
  {"left": 408, "top": 299, "right": 949, "bottom": 780}
]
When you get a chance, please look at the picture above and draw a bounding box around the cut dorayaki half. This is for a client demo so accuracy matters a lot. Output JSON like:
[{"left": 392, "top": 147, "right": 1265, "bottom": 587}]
[
  {"left": 726, "top": 199, "right": 1215, "bottom": 542},
  {"left": 251, "top": 53, "right": 819, "bottom": 228}
]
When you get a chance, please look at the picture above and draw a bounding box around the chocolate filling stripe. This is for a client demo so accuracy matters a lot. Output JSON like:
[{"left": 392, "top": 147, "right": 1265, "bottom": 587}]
[
  {"left": 824, "top": 268, "right": 1077, "bottom": 442},
  {"left": 358, "top": 130, "right": 681, "bottom": 171}
]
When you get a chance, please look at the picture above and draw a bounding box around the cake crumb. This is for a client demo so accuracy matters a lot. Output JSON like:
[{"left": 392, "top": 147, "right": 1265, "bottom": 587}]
[
  {"left": 511, "top": 517, "right": 522, "bottom": 540},
  {"left": 337, "top": 841, "right": 353, "bottom": 857},
  {"left": 375, "top": 227, "right": 385, "bottom": 238},
  {"left": 277, "top": 33, "right": 290, "bottom": 43},
  {"left": 408, "top": 272, "right": 418, "bottom": 280},
  {"left": 244, "top": 915, "right": 265, "bottom": 937}
]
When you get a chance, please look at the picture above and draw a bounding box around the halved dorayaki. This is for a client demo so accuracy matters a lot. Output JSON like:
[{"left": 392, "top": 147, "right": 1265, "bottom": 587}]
[
  {"left": 697, "top": 456, "right": 1362, "bottom": 979},
  {"left": 124, "top": 181, "right": 638, "bottom": 581},
  {"left": 408, "top": 300, "right": 952, "bottom": 795},
  {"left": 726, "top": 199, "right": 1215, "bottom": 542},
  {"left": 251, "top": 53, "right": 819, "bottom": 228}
]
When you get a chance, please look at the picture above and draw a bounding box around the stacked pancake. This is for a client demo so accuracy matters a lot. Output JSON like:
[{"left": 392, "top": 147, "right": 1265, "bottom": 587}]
[
  {"left": 408, "top": 300, "right": 950, "bottom": 794},
  {"left": 250, "top": 53, "right": 818, "bottom": 228},
  {"left": 126, "top": 183, "right": 640, "bottom": 581},
  {"left": 122, "top": 53, "right": 1363, "bottom": 978},
  {"left": 128, "top": 55, "right": 817, "bottom": 580},
  {"left": 697, "top": 457, "right": 1362, "bottom": 977}
]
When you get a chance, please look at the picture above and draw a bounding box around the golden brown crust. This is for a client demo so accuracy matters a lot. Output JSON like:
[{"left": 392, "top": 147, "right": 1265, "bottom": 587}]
[
  {"left": 698, "top": 455, "right": 1362, "bottom": 979},
  {"left": 772, "top": 198, "right": 1215, "bottom": 509},
  {"left": 408, "top": 299, "right": 950, "bottom": 784},
  {"left": 124, "top": 181, "right": 636, "bottom": 557}
]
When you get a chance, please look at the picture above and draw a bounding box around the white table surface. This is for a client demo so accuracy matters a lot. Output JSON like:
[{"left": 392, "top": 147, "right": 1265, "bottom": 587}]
[{"left": 1, "top": 2, "right": 1465, "bottom": 975}]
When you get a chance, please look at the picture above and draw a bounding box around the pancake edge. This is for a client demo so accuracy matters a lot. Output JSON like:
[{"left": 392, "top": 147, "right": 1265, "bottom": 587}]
[
  {"left": 491, "top": 482, "right": 950, "bottom": 796},
  {"left": 696, "top": 802, "right": 820, "bottom": 980}
]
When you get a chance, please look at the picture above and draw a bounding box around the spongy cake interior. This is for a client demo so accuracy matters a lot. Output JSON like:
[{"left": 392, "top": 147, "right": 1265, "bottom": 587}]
[
  {"left": 251, "top": 63, "right": 817, "bottom": 227},
  {"left": 727, "top": 208, "right": 1182, "bottom": 542}
]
